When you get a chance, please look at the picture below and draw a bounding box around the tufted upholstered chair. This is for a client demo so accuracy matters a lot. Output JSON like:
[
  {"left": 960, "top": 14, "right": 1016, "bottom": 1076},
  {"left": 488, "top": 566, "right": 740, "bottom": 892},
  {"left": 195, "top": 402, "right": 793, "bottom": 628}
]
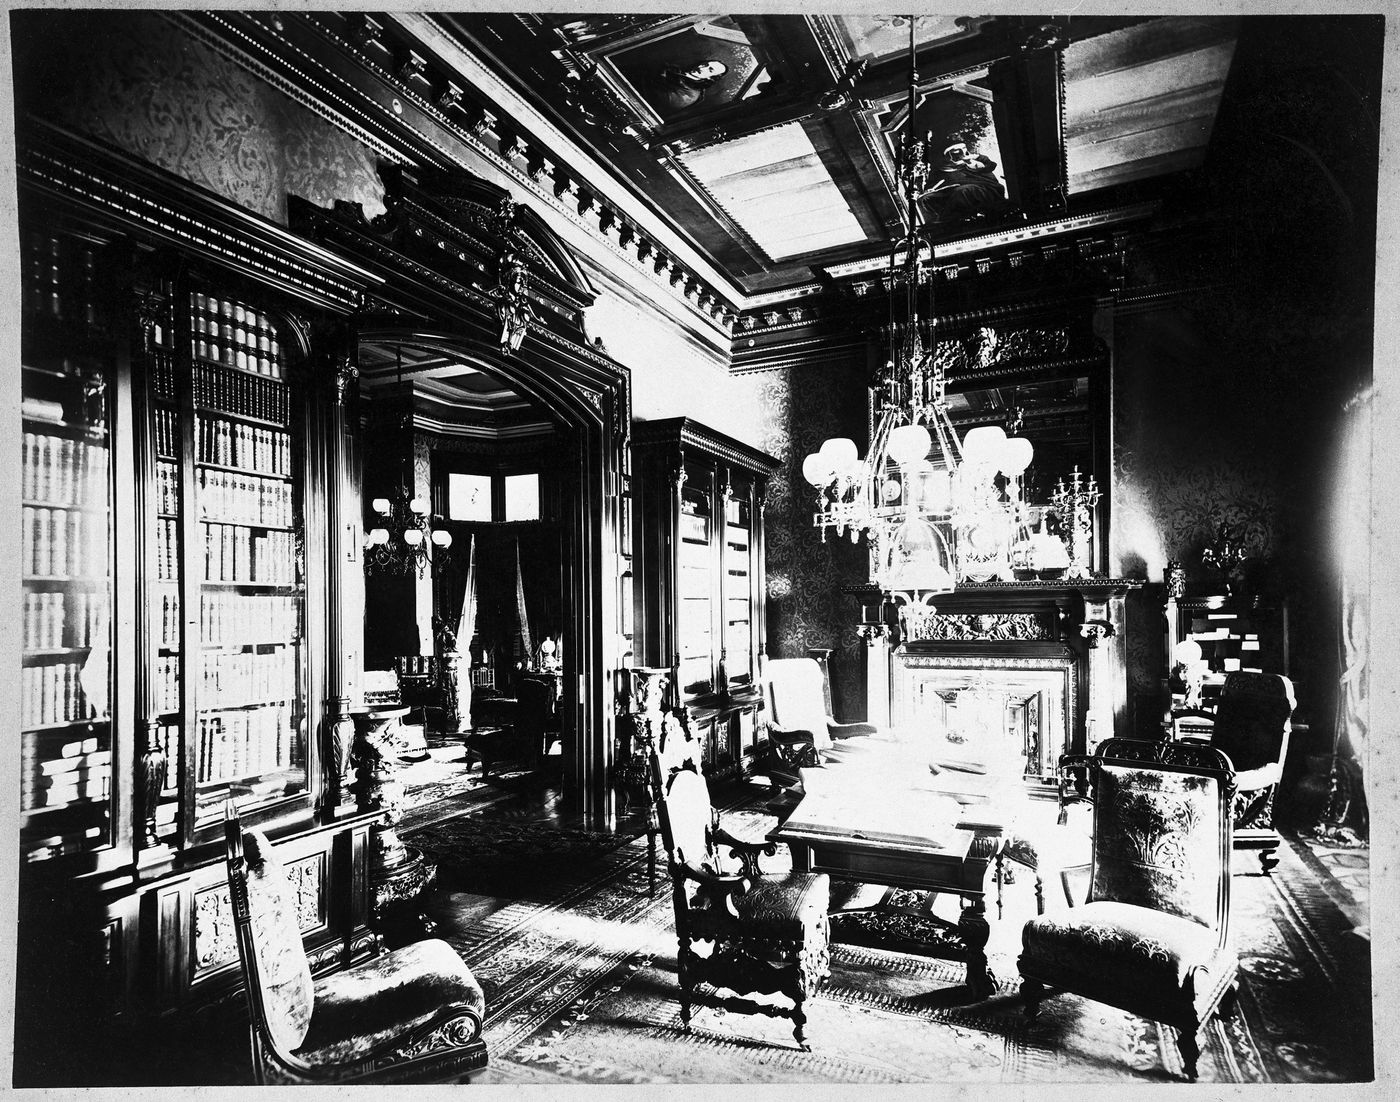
[
  {"left": 650, "top": 756, "right": 831, "bottom": 1048},
  {"left": 1018, "top": 738, "right": 1238, "bottom": 1080},
  {"left": 1172, "top": 670, "right": 1296, "bottom": 873},
  {"left": 763, "top": 658, "right": 880, "bottom": 785},
  {"left": 223, "top": 807, "right": 488, "bottom": 1084}
]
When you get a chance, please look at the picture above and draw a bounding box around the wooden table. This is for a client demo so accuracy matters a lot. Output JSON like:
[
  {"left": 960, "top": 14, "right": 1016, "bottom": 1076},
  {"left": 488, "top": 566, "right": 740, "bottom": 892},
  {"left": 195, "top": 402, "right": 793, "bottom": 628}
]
[{"left": 769, "top": 774, "right": 1003, "bottom": 999}]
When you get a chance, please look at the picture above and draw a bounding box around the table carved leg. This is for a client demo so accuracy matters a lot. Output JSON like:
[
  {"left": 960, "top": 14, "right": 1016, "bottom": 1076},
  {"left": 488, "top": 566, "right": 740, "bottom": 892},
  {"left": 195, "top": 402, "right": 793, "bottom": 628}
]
[{"left": 958, "top": 899, "right": 993, "bottom": 998}]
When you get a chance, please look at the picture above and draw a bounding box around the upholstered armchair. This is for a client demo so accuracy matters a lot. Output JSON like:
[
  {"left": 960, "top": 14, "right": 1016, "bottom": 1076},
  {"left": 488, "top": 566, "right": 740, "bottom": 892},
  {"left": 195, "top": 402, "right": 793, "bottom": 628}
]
[
  {"left": 651, "top": 758, "right": 831, "bottom": 1048},
  {"left": 1172, "top": 670, "right": 1295, "bottom": 873},
  {"left": 1018, "top": 738, "right": 1238, "bottom": 1081},
  {"left": 224, "top": 807, "right": 487, "bottom": 1084},
  {"left": 764, "top": 657, "right": 879, "bottom": 784}
]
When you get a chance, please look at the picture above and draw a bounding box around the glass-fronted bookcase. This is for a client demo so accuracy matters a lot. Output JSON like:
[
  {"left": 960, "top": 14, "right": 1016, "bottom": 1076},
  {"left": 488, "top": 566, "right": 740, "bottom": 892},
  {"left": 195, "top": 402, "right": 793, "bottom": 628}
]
[
  {"left": 14, "top": 123, "right": 383, "bottom": 1044},
  {"left": 631, "top": 419, "right": 778, "bottom": 777}
]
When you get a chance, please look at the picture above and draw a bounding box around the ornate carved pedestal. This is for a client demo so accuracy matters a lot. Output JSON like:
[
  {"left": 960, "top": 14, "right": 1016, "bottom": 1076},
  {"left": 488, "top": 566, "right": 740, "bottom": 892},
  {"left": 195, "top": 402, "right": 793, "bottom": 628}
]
[{"left": 351, "top": 706, "right": 438, "bottom": 945}]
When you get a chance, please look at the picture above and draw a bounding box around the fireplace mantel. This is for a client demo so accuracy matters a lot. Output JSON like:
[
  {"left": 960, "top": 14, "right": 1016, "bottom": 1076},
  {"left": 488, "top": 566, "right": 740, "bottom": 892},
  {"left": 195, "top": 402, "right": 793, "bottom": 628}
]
[{"left": 848, "top": 579, "right": 1145, "bottom": 776}]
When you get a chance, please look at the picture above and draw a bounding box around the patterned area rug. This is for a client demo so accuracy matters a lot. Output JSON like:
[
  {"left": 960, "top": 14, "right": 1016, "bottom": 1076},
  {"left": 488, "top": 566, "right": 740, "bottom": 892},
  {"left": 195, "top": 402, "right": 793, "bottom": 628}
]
[{"left": 408, "top": 791, "right": 1370, "bottom": 1084}]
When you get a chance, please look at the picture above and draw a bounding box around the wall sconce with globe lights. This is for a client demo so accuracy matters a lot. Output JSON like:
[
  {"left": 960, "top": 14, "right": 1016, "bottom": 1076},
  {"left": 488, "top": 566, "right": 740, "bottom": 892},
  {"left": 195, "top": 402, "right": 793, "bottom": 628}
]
[{"left": 363, "top": 486, "right": 453, "bottom": 576}]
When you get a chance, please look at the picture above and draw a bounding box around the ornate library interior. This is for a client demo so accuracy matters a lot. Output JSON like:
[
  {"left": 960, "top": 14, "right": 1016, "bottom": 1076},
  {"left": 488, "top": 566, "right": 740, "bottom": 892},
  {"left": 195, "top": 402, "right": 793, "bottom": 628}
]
[{"left": 6, "top": 8, "right": 1387, "bottom": 1089}]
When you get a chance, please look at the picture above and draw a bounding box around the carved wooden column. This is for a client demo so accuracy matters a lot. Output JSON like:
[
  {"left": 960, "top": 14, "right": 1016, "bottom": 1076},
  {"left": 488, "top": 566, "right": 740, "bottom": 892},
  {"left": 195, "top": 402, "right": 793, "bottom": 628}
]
[
  {"left": 323, "top": 352, "right": 358, "bottom": 812},
  {"left": 133, "top": 285, "right": 171, "bottom": 861}
]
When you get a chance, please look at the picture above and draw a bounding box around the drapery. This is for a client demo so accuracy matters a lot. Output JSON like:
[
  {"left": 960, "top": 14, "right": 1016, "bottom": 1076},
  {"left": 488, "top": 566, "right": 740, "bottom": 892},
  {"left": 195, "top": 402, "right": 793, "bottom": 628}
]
[
  {"left": 1325, "top": 384, "right": 1371, "bottom": 837},
  {"left": 456, "top": 534, "right": 477, "bottom": 654},
  {"left": 1336, "top": 390, "right": 1371, "bottom": 766},
  {"left": 514, "top": 537, "right": 533, "bottom": 663}
]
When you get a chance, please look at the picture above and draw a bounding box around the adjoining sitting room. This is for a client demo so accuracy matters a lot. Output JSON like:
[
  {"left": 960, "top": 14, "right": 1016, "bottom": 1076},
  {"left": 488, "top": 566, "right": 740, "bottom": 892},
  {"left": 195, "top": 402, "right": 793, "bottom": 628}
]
[{"left": 7, "top": 7, "right": 1388, "bottom": 1090}]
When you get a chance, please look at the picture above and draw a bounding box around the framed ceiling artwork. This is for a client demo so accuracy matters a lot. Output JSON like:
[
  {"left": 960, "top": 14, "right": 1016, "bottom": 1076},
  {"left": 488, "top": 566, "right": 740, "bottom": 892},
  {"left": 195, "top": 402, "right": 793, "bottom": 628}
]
[{"left": 867, "top": 76, "right": 1013, "bottom": 235}]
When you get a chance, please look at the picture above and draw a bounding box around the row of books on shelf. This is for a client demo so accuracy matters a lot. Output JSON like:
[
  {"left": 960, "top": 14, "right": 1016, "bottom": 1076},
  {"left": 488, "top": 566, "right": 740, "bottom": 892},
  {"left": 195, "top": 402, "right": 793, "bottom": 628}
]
[
  {"left": 21, "top": 232, "right": 101, "bottom": 328},
  {"left": 23, "top": 505, "right": 108, "bottom": 580},
  {"left": 22, "top": 432, "right": 109, "bottom": 505},
  {"left": 196, "top": 361, "right": 290, "bottom": 425},
  {"left": 204, "top": 524, "right": 297, "bottom": 584},
  {"left": 192, "top": 413, "right": 292, "bottom": 475},
  {"left": 154, "top": 519, "right": 298, "bottom": 584},
  {"left": 21, "top": 661, "right": 102, "bottom": 728},
  {"left": 190, "top": 708, "right": 298, "bottom": 786},
  {"left": 23, "top": 590, "right": 106, "bottom": 651},
  {"left": 157, "top": 591, "right": 301, "bottom": 648},
  {"left": 198, "top": 648, "right": 297, "bottom": 705},
  {"left": 155, "top": 460, "right": 179, "bottom": 514},
  {"left": 184, "top": 292, "right": 285, "bottom": 379},
  {"left": 197, "top": 468, "right": 294, "bottom": 527},
  {"left": 151, "top": 356, "right": 290, "bottom": 425},
  {"left": 21, "top": 747, "right": 111, "bottom": 811},
  {"left": 680, "top": 514, "right": 710, "bottom": 543},
  {"left": 156, "top": 654, "right": 182, "bottom": 712},
  {"left": 154, "top": 650, "right": 297, "bottom": 711}
]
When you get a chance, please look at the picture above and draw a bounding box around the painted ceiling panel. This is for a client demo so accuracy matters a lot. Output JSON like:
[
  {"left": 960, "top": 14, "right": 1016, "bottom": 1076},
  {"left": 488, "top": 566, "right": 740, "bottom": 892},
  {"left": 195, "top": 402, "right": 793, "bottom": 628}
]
[
  {"left": 1064, "top": 20, "right": 1236, "bottom": 194},
  {"left": 828, "top": 14, "right": 987, "bottom": 62},
  {"left": 679, "top": 122, "right": 866, "bottom": 260}
]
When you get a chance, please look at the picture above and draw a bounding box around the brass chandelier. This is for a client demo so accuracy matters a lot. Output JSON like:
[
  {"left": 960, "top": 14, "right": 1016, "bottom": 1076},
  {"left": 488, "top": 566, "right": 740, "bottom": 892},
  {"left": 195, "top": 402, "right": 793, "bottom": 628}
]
[{"left": 802, "top": 17, "right": 1035, "bottom": 597}]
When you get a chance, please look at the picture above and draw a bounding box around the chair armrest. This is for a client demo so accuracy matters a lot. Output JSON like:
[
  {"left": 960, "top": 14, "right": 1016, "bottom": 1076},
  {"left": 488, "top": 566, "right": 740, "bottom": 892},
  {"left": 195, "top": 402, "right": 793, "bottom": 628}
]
[
  {"left": 713, "top": 827, "right": 777, "bottom": 879},
  {"left": 675, "top": 858, "right": 750, "bottom": 897},
  {"left": 829, "top": 721, "right": 879, "bottom": 740},
  {"left": 768, "top": 724, "right": 817, "bottom": 746}
]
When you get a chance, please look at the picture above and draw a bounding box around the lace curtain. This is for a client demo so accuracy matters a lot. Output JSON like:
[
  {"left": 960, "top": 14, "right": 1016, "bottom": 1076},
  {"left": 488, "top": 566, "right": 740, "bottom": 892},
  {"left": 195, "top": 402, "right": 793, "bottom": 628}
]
[{"left": 1325, "top": 385, "right": 1371, "bottom": 836}]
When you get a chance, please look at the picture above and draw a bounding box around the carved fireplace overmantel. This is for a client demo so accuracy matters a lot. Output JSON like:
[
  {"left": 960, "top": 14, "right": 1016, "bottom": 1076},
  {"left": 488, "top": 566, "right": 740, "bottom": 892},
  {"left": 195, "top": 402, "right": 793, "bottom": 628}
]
[{"left": 848, "top": 579, "right": 1144, "bottom": 779}]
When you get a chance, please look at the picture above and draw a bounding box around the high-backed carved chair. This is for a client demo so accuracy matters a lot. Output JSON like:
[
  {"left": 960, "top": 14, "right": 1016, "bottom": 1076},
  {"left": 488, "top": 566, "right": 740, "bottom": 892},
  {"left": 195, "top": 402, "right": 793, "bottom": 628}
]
[
  {"left": 1172, "top": 670, "right": 1295, "bottom": 873},
  {"left": 224, "top": 806, "right": 487, "bottom": 1084},
  {"left": 764, "top": 657, "right": 879, "bottom": 784},
  {"left": 1018, "top": 739, "right": 1238, "bottom": 1081},
  {"left": 650, "top": 756, "right": 831, "bottom": 1048}
]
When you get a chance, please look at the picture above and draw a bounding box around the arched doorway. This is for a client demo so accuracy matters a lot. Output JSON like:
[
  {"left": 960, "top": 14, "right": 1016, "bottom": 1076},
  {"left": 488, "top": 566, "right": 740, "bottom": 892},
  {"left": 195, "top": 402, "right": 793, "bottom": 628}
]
[{"left": 292, "top": 170, "right": 631, "bottom": 827}]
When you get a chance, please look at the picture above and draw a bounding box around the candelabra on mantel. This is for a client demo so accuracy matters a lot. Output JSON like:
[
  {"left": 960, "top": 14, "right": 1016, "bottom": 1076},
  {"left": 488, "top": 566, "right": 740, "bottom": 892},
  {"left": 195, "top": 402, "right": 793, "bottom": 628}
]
[{"left": 1050, "top": 466, "right": 1101, "bottom": 578}]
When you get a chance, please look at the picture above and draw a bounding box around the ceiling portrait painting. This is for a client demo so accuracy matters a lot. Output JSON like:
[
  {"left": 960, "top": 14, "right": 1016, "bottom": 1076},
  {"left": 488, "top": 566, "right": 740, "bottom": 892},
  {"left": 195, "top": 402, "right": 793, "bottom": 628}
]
[
  {"left": 602, "top": 17, "right": 778, "bottom": 125},
  {"left": 873, "top": 79, "right": 1012, "bottom": 233}
]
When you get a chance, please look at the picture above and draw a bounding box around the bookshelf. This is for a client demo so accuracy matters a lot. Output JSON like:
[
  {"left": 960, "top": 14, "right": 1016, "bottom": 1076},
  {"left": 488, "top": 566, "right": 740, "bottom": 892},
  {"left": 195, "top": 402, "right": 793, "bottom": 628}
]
[
  {"left": 19, "top": 263, "right": 115, "bottom": 859},
  {"left": 145, "top": 285, "right": 309, "bottom": 843},
  {"left": 632, "top": 419, "right": 778, "bottom": 778},
  {"left": 1162, "top": 594, "right": 1289, "bottom": 731}
]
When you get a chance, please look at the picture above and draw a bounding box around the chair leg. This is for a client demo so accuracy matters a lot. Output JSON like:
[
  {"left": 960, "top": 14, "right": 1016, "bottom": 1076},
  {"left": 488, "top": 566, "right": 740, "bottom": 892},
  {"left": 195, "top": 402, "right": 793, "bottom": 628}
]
[
  {"left": 1176, "top": 1026, "right": 1201, "bottom": 1081},
  {"left": 1258, "top": 843, "right": 1280, "bottom": 875},
  {"left": 792, "top": 999, "right": 809, "bottom": 1050},
  {"left": 1021, "top": 978, "right": 1044, "bottom": 1021},
  {"left": 677, "top": 940, "right": 692, "bottom": 1032}
]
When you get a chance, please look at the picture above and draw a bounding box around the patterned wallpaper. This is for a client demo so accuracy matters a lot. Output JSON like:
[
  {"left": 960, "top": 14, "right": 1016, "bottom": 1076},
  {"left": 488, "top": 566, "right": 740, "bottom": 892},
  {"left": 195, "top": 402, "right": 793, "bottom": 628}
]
[
  {"left": 15, "top": 11, "right": 386, "bottom": 226},
  {"left": 740, "top": 359, "right": 873, "bottom": 722}
]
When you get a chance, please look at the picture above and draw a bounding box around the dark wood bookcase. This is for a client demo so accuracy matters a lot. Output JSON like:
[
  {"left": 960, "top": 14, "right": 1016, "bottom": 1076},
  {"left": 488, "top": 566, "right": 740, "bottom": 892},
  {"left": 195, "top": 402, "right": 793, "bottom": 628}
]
[{"left": 631, "top": 418, "right": 779, "bottom": 778}]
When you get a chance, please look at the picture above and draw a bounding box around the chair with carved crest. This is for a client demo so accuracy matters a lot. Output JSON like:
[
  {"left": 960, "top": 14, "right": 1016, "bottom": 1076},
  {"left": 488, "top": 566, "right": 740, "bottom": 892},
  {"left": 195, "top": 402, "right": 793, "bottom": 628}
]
[
  {"left": 650, "top": 753, "right": 831, "bottom": 1048},
  {"left": 1171, "top": 670, "right": 1295, "bottom": 873},
  {"left": 1018, "top": 738, "right": 1239, "bottom": 1081},
  {"left": 223, "top": 804, "right": 488, "bottom": 1084}
]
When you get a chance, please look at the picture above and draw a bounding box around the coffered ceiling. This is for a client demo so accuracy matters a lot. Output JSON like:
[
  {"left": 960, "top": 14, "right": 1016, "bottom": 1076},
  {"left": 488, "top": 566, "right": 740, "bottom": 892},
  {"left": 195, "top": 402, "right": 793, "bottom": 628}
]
[{"left": 438, "top": 13, "right": 1240, "bottom": 294}]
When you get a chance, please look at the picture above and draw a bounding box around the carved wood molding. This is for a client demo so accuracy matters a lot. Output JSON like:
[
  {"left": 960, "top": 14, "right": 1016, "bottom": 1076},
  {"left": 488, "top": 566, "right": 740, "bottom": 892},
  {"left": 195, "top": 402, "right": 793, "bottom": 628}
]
[
  {"left": 632, "top": 417, "right": 781, "bottom": 476},
  {"left": 17, "top": 119, "right": 383, "bottom": 315},
  {"left": 909, "top": 612, "right": 1053, "bottom": 644},
  {"left": 179, "top": 10, "right": 740, "bottom": 331}
]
